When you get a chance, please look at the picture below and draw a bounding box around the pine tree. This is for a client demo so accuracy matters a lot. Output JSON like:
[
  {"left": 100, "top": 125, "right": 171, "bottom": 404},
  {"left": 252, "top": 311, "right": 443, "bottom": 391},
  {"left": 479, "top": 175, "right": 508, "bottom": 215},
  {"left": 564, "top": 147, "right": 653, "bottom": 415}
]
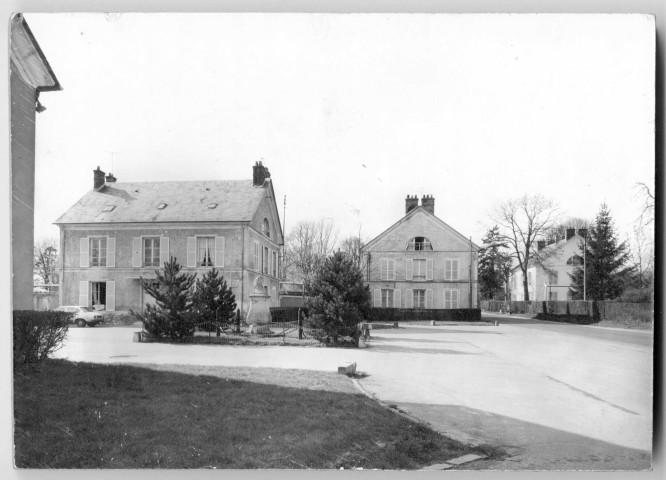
[
  {"left": 305, "top": 251, "right": 371, "bottom": 345},
  {"left": 140, "top": 257, "right": 197, "bottom": 339},
  {"left": 192, "top": 268, "right": 237, "bottom": 329},
  {"left": 478, "top": 226, "right": 510, "bottom": 300},
  {"left": 569, "top": 204, "right": 634, "bottom": 300}
]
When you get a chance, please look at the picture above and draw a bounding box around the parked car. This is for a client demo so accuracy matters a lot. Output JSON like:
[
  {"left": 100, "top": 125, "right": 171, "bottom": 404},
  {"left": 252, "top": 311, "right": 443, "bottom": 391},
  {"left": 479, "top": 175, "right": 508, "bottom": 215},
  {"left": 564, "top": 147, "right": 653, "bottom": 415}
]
[{"left": 55, "top": 306, "right": 105, "bottom": 327}]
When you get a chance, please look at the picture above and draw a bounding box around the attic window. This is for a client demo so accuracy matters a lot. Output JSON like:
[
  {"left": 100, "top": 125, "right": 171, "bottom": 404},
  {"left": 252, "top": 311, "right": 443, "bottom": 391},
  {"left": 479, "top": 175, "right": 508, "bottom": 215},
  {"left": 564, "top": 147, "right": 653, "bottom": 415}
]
[
  {"left": 207, "top": 203, "right": 218, "bottom": 209},
  {"left": 407, "top": 237, "right": 433, "bottom": 251},
  {"left": 263, "top": 218, "right": 270, "bottom": 238},
  {"left": 157, "top": 203, "right": 168, "bottom": 210},
  {"left": 102, "top": 205, "right": 116, "bottom": 212}
]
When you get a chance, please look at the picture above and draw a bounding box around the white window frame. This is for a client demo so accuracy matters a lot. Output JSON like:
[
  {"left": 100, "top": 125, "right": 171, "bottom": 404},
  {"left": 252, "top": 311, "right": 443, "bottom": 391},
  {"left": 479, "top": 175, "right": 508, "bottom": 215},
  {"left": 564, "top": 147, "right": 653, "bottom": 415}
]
[
  {"left": 381, "top": 259, "right": 396, "bottom": 281},
  {"left": 89, "top": 237, "right": 107, "bottom": 267},
  {"left": 413, "top": 259, "right": 427, "bottom": 281},
  {"left": 413, "top": 289, "right": 426, "bottom": 308},
  {"left": 197, "top": 236, "right": 215, "bottom": 267},
  {"left": 381, "top": 289, "right": 394, "bottom": 308},
  {"left": 143, "top": 237, "right": 161, "bottom": 267}
]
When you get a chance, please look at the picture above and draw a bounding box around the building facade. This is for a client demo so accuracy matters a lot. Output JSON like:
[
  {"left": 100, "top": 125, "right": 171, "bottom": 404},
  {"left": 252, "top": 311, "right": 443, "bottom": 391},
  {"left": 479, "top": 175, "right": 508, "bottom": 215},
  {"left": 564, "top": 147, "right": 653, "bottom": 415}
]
[
  {"left": 509, "top": 229, "right": 586, "bottom": 301},
  {"left": 363, "top": 196, "right": 480, "bottom": 309},
  {"left": 10, "top": 14, "right": 61, "bottom": 310},
  {"left": 55, "top": 162, "right": 283, "bottom": 318}
]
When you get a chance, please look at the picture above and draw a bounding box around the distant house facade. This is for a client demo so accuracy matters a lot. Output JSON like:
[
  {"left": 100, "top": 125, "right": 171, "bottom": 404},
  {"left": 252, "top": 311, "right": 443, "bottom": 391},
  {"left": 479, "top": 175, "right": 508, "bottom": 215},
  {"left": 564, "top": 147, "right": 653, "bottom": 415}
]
[
  {"left": 509, "top": 228, "right": 586, "bottom": 302},
  {"left": 363, "top": 196, "right": 480, "bottom": 310},
  {"left": 55, "top": 162, "right": 283, "bottom": 317},
  {"left": 10, "top": 14, "right": 61, "bottom": 310}
]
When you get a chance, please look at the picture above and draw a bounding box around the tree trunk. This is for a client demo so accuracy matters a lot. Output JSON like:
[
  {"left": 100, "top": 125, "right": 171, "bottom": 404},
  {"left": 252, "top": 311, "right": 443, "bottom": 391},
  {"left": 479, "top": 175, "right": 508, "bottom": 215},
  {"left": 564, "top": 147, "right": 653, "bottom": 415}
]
[{"left": 523, "top": 275, "right": 530, "bottom": 302}]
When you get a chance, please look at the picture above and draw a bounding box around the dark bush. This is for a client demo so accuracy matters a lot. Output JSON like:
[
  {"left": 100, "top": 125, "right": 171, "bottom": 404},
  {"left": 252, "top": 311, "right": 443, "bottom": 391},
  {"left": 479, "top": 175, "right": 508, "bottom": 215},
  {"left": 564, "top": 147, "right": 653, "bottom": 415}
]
[
  {"left": 366, "top": 308, "right": 481, "bottom": 322},
  {"left": 269, "top": 307, "right": 309, "bottom": 323},
  {"left": 13, "top": 310, "right": 71, "bottom": 364}
]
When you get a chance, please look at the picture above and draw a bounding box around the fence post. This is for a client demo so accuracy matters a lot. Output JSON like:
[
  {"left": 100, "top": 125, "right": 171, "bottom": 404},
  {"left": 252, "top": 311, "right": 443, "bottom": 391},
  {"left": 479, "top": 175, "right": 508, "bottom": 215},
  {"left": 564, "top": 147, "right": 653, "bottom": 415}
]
[{"left": 298, "top": 308, "right": 303, "bottom": 340}]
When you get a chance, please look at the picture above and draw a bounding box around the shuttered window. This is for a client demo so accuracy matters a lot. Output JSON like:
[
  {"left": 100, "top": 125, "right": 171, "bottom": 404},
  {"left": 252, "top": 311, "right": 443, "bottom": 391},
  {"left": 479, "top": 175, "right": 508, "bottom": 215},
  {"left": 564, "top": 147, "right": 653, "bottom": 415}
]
[
  {"left": 444, "top": 289, "right": 459, "bottom": 309},
  {"left": 90, "top": 237, "right": 107, "bottom": 267},
  {"left": 445, "top": 259, "right": 459, "bottom": 281},
  {"left": 143, "top": 237, "right": 161, "bottom": 267},
  {"left": 413, "top": 289, "right": 426, "bottom": 308},
  {"left": 381, "top": 259, "right": 395, "bottom": 280},
  {"left": 381, "top": 289, "right": 394, "bottom": 308}
]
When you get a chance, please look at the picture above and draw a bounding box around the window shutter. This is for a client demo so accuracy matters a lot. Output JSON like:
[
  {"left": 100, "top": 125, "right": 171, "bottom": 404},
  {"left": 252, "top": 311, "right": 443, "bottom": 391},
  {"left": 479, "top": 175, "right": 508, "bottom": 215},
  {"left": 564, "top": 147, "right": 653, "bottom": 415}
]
[
  {"left": 452, "top": 290, "right": 459, "bottom": 308},
  {"left": 444, "top": 290, "right": 451, "bottom": 309},
  {"left": 380, "top": 259, "right": 386, "bottom": 280},
  {"left": 426, "top": 289, "right": 433, "bottom": 309},
  {"left": 405, "top": 259, "right": 413, "bottom": 281},
  {"left": 426, "top": 259, "right": 433, "bottom": 281},
  {"left": 160, "top": 237, "right": 170, "bottom": 266},
  {"left": 106, "top": 237, "right": 116, "bottom": 268},
  {"left": 78, "top": 281, "right": 89, "bottom": 306},
  {"left": 388, "top": 260, "right": 395, "bottom": 280},
  {"left": 405, "top": 289, "right": 413, "bottom": 308},
  {"left": 132, "top": 237, "right": 142, "bottom": 267},
  {"left": 445, "top": 260, "right": 451, "bottom": 280},
  {"left": 394, "top": 289, "right": 401, "bottom": 308},
  {"left": 106, "top": 281, "right": 116, "bottom": 311},
  {"left": 79, "top": 238, "right": 89, "bottom": 268},
  {"left": 186, "top": 237, "right": 196, "bottom": 267},
  {"left": 215, "top": 236, "right": 225, "bottom": 268},
  {"left": 452, "top": 260, "right": 459, "bottom": 280},
  {"left": 374, "top": 289, "right": 381, "bottom": 307}
]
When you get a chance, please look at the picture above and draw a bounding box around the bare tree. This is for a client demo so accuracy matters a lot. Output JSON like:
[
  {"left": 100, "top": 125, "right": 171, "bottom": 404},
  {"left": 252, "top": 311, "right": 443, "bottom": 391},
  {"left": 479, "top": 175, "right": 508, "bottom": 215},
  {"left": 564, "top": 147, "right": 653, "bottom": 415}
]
[
  {"left": 339, "top": 228, "right": 367, "bottom": 271},
  {"left": 490, "top": 194, "right": 559, "bottom": 301},
  {"left": 635, "top": 181, "right": 654, "bottom": 228},
  {"left": 545, "top": 217, "right": 591, "bottom": 240},
  {"left": 628, "top": 225, "right": 654, "bottom": 292},
  {"left": 34, "top": 238, "right": 59, "bottom": 285},
  {"left": 283, "top": 219, "right": 338, "bottom": 284}
]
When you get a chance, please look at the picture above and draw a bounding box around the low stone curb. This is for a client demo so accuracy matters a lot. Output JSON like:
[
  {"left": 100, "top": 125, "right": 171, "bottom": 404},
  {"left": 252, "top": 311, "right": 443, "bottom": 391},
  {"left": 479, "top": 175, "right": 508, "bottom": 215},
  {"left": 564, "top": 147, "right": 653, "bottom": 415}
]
[{"left": 350, "top": 378, "right": 489, "bottom": 470}]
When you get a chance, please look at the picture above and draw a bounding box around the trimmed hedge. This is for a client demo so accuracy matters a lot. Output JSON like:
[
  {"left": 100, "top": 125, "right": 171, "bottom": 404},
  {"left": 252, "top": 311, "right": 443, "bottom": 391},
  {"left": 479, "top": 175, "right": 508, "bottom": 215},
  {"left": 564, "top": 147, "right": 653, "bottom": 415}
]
[
  {"left": 481, "top": 299, "right": 653, "bottom": 324},
  {"left": 270, "top": 307, "right": 308, "bottom": 323},
  {"left": 366, "top": 308, "right": 481, "bottom": 322},
  {"left": 13, "top": 310, "right": 72, "bottom": 364}
]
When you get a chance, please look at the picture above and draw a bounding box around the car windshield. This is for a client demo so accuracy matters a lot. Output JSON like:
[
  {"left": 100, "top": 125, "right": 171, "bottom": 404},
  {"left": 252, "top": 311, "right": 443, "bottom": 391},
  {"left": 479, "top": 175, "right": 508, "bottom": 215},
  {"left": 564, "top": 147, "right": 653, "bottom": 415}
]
[{"left": 80, "top": 307, "right": 94, "bottom": 312}]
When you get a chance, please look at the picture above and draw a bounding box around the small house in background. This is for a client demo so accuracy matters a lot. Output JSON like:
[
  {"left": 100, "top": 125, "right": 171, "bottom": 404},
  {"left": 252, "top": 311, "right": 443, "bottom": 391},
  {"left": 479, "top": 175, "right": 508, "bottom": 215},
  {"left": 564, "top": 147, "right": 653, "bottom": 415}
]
[
  {"left": 509, "top": 229, "right": 586, "bottom": 302},
  {"left": 10, "top": 13, "right": 61, "bottom": 310},
  {"left": 363, "top": 195, "right": 480, "bottom": 310},
  {"left": 55, "top": 162, "right": 283, "bottom": 318}
]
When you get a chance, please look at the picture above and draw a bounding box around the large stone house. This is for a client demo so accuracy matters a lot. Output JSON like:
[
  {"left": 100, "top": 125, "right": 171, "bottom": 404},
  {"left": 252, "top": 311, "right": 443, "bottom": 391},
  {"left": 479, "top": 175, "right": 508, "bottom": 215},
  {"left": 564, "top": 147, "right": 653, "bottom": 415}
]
[
  {"left": 363, "top": 196, "right": 480, "bottom": 309},
  {"left": 509, "top": 228, "right": 586, "bottom": 301},
  {"left": 55, "top": 162, "right": 283, "bottom": 317},
  {"left": 10, "top": 14, "right": 61, "bottom": 310}
]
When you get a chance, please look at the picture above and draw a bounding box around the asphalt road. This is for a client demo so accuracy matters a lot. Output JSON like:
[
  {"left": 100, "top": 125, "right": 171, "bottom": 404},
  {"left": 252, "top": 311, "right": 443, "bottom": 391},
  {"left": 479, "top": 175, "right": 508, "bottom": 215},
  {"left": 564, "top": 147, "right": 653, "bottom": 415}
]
[{"left": 53, "top": 318, "right": 653, "bottom": 470}]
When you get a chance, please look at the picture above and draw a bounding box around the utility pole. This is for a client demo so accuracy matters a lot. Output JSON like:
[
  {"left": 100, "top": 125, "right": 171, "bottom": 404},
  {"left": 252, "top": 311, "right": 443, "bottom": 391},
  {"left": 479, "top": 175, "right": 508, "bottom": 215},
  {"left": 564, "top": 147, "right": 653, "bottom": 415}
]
[
  {"left": 469, "top": 236, "right": 473, "bottom": 308},
  {"left": 583, "top": 233, "right": 587, "bottom": 301}
]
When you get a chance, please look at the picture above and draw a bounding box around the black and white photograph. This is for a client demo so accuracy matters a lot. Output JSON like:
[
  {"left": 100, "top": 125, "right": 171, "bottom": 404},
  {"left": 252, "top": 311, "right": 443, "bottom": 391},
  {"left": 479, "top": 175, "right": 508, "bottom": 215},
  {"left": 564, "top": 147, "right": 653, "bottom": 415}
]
[{"left": 8, "top": 7, "right": 657, "bottom": 473}]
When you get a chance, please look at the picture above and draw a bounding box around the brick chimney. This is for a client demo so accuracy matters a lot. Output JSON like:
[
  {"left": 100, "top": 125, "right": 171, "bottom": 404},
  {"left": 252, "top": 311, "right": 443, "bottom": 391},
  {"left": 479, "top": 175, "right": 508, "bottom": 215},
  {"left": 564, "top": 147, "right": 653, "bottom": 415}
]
[
  {"left": 421, "top": 195, "right": 435, "bottom": 215},
  {"left": 565, "top": 228, "right": 576, "bottom": 241},
  {"left": 405, "top": 195, "right": 419, "bottom": 214},
  {"left": 253, "top": 161, "right": 271, "bottom": 186},
  {"left": 93, "top": 166, "right": 105, "bottom": 189},
  {"left": 105, "top": 173, "right": 117, "bottom": 183}
]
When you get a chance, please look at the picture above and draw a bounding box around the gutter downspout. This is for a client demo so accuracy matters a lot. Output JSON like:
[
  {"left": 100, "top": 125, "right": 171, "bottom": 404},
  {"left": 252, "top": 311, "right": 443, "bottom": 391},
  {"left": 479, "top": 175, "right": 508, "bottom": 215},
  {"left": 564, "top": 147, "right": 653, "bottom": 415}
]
[
  {"left": 241, "top": 225, "right": 245, "bottom": 320},
  {"left": 469, "top": 237, "right": 473, "bottom": 308}
]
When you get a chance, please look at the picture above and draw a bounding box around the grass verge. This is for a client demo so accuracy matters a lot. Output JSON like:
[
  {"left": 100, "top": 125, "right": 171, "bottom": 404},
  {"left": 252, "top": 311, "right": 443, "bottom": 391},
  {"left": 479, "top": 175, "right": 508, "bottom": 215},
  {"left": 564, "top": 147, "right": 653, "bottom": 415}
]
[{"left": 14, "top": 360, "right": 496, "bottom": 469}]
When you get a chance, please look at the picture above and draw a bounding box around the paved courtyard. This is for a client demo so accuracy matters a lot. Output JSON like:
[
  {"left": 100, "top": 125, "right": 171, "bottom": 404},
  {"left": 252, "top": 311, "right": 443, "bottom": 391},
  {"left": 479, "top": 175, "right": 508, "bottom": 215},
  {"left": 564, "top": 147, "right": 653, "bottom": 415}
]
[{"left": 53, "top": 314, "right": 653, "bottom": 470}]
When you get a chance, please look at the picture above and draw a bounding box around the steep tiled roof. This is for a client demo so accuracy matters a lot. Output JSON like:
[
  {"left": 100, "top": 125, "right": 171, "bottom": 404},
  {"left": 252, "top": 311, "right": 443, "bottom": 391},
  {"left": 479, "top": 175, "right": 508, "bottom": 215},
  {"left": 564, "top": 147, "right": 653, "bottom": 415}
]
[{"left": 55, "top": 180, "right": 267, "bottom": 224}]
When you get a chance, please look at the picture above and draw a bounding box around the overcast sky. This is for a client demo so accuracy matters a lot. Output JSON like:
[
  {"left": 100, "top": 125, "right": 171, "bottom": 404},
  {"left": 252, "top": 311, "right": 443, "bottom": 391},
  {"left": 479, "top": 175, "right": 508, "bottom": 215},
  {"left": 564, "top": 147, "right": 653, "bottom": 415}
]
[{"left": 26, "top": 13, "right": 654, "bottom": 246}]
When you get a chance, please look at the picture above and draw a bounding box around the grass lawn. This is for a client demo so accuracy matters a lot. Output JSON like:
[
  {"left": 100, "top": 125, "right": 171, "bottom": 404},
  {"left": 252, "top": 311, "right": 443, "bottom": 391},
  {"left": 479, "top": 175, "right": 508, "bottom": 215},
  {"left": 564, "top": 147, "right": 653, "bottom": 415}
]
[{"left": 14, "top": 360, "right": 497, "bottom": 469}]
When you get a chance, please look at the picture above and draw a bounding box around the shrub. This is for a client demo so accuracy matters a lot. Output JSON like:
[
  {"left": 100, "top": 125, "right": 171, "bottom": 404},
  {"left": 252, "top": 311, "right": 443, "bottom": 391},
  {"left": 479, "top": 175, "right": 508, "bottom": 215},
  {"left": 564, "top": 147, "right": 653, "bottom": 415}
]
[
  {"left": 192, "top": 268, "right": 237, "bottom": 331},
  {"left": 305, "top": 251, "right": 371, "bottom": 345},
  {"left": 139, "top": 257, "right": 197, "bottom": 340},
  {"left": 366, "top": 308, "right": 481, "bottom": 322},
  {"left": 13, "top": 310, "right": 71, "bottom": 364}
]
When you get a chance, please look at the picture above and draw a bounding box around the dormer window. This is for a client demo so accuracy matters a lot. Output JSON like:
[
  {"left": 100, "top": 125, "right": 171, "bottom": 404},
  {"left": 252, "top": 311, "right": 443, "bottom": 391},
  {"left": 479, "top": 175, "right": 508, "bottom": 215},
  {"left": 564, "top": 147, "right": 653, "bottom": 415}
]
[
  {"left": 407, "top": 237, "right": 433, "bottom": 251},
  {"left": 207, "top": 203, "right": 218, "bottom": 209},
  {"left": 157, "top": 203, "right": 167, "bottom": 210},
  {"left": 566, "top": 255, "right": 583, "bottom": 266},
  {"left": 102, "top": 205, "right": 115, "bottom": 212},
  {"left": 263, "top": 218, "right": 270, "bottom": 238}
]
